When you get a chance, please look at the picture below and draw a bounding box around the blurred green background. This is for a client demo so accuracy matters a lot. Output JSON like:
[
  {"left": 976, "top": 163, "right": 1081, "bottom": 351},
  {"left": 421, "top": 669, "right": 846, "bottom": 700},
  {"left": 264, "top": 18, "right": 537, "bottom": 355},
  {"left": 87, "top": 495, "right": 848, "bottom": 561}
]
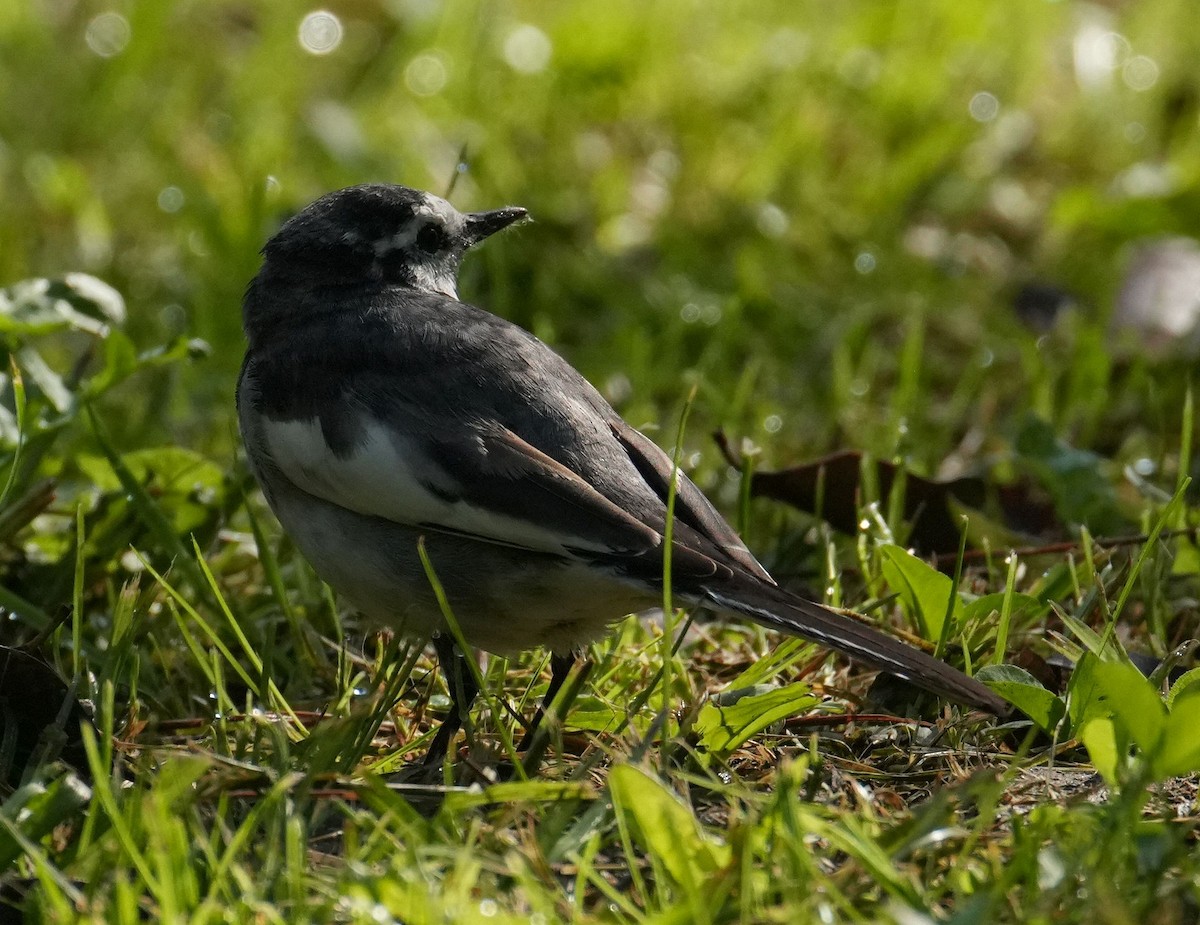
[{"left": 2, "top": 0, "right": 1198, "bottom": 477}]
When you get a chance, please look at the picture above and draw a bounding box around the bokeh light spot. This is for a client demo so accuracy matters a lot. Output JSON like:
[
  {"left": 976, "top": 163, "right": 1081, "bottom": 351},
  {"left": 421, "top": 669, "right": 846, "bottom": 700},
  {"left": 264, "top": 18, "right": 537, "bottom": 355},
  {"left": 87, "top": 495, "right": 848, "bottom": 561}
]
[
  {"left": 157, "top": 186, "right": 185, "bottom": 213},
  {"left": 85, "top": 12, "right": 131, "bottom": 58},
  {"left": 1123, "top": 55, "right": 1159, "bottom": 92},
  {"left": 574, "top": 132, "right": 613, "bottom": 171},
  {"left": 756, "top": 203, "right": 789, "bottom": 238},
  {"left": 969, "top": 91, "right": 1000, "bottom": 122},
  {"left": 504, "top": 24, "right": 552, "bottom": 74},
  {"left": 1073, "top": 25, "right": 1130, "bottom": 89},
  {"left": 298, "top": 11, "right": 343, "bottom": 55},
  {"left": 405, "top": 52, "right": 448, "bottom": 96}
]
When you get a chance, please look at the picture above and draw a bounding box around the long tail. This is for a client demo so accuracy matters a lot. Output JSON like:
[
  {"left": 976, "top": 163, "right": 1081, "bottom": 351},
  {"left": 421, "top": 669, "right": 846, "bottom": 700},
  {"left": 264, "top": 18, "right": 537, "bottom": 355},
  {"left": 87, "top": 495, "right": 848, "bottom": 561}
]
[{"left": 703, "top": 584, "right": 1009, "bottom": 715}]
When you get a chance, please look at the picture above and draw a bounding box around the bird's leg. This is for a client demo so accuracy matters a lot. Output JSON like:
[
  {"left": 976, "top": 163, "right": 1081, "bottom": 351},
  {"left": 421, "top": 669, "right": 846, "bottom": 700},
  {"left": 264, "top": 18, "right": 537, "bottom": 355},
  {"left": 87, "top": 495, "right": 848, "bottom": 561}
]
[
  {"left": 423, "top": 633, "right": 479, "bottom": 766},
  {"left": 517, "top": 651, "right": 580, "bottom": 752}
]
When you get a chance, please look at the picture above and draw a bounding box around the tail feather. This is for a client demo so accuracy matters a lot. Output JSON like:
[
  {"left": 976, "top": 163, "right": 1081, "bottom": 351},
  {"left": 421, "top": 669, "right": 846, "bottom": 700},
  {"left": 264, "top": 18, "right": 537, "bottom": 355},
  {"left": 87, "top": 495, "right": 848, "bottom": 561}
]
[{"left": 703, "top": 585, "right": 1009, "bottom": 715}]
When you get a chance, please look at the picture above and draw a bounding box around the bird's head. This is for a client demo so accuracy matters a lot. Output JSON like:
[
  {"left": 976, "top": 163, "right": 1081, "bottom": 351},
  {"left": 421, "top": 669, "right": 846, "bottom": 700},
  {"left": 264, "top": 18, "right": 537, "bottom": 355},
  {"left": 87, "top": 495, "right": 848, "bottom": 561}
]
[{"left": 258, "top": 184, "right": 528, "bottom": 299}]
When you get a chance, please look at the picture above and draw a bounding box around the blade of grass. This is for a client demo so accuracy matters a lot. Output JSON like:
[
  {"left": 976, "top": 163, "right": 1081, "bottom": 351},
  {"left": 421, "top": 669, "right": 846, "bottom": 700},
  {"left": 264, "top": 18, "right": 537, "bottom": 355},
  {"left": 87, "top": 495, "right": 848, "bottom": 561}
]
[
  {"left": 0, "top": 583, "right": 53, "bottom": 631},
  {"left": 1109, "top": 479, "right": 1189, "bottom": 627},
  {"left": 80, "top": 722, "right": 160, "bottom": 895},
  {"left": 992, "top": 550, "right": 1020, "bottom": 665},
  {"left": 0, "top": 356, "right": 26, "bottom": 508},
  {"left": 242, "top": 488, "right": 322, "bottom": 669},
  {"left": 1177, "top": 381, "right": 1193, "bottom": 501},
  {"left": 935, "top": 516, "right": 968, "bottom": 659},
  {"left": 71, "top": 502, "right": 85, "bottom": 680},
  {"left": 139, "top": 550, "right": 304, "bottom": 737},
  {"left": 660, "top": 385, "right": 697, "bottom": 755},
  {"left": 416, "top": 536, "right": 521, "bottom": 771},
  {"left": 189, "top": 537, "right": 300, "bottom": 721}
]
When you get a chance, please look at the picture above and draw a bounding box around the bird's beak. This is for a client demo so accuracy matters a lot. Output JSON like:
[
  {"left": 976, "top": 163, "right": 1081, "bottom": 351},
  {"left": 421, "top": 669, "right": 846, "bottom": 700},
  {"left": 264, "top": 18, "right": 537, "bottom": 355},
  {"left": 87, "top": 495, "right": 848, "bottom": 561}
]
[{"left": 463, "top": 206, "right": 529, "bottom": 246}]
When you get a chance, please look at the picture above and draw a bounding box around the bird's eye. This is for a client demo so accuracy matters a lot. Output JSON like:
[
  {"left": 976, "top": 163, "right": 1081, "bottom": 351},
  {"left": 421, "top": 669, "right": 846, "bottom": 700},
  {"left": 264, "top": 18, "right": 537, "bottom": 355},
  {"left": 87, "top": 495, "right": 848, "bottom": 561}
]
[{"left": 415, "top": 223, "right": 446, "bottom": 255}]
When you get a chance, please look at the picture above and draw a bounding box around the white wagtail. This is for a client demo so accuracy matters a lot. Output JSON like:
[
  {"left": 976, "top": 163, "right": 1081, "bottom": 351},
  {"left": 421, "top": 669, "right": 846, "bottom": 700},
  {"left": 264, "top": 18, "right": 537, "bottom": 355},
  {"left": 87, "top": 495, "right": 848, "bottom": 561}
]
[{"left": 237, "top": 184, "right": 1007, "bottom": 761}]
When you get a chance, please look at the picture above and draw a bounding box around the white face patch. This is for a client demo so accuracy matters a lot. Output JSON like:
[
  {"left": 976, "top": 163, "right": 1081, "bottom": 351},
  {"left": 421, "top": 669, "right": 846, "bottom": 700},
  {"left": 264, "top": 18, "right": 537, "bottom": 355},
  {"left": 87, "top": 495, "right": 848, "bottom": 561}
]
[
  {"left": 373, "top": 224, "right": 420, "bottom": 254},
  {"left": 415, "top": 193, "right": 459, "bottom": 223},
  {"left": 369, "top": 192, "right": 464, "bottom": 299}
]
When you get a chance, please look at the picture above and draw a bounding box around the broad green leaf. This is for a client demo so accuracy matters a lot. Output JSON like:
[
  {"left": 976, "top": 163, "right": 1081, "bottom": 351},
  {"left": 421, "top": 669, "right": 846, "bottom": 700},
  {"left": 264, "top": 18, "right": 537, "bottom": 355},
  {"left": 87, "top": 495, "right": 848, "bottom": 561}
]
[
  {"left": 879, "top": 543, "right": 961, "bottom": 639},
  {"left": 962, "top": 592, "right": 1044, "bottom": 626},
  {"left": 1068, "top": 651, "right": 1105, "bottom": 730},
  {"left": 1079, "top": 716, "right": 1121, "bottom": 786},
  {"left": 1013, "top": 415, "right": 1124, "bottom": 534},
  {"left": 1090, "top": 660, "right": 1166, "bottom": 758},
  {"left": 80, "top": 328, "right": 139, "bottom": 399},
  {"left": 608, "top": 764, "right": 730, "bottom": 887},
  {"left": 58, "top": 272, "right": 126, "bottom": 324},
  {"left": 0, "top": 275, "right": 123, "bottom": 336},
  {"left": 15, "top": 345, "right": 72, "bottom": 413},
  {"left": 1166, "top": 667, "right": 1200, "bottom": 709},
  {"left": 0, "top": 772, "right": 92, "bottom": 869},
  {"left": 695, "top": 682, "right": 818, "bottom": 755},
  {"left": 86, "top": 417, "right": 214, "bottom": 597},
  {"left": 76, "top": 445, "right": 227, "bottom": 536},
  {"left": 1172, "top": 538, "right": 1200, "bottom": 576},
  {"left": 76, "top": 445, "right": 224, "bottom": 496},
  {"left": 974, "top": 665, "right": 1063, "bottom": 734},
  {"left": 1154, "top": 689, "right": 1200, "bottom": 780},
  {"left": 564, "top": 696, "right": 625, "bottom": 734}
]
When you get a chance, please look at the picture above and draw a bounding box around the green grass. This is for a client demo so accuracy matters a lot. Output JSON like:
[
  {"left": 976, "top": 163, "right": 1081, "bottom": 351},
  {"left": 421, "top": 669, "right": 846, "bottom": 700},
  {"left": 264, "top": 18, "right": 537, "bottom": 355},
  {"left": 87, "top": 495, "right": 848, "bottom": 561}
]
[{"left": 3, "top": 0, "right": 1200, "bottom": 921}]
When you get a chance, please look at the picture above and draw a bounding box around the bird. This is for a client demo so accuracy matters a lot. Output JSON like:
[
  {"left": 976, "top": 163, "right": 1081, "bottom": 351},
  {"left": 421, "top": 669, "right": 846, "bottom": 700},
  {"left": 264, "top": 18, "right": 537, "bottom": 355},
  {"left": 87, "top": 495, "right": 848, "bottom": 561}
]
[{"left": 236, "top": 183, "right": 1008, "bottom": 763}]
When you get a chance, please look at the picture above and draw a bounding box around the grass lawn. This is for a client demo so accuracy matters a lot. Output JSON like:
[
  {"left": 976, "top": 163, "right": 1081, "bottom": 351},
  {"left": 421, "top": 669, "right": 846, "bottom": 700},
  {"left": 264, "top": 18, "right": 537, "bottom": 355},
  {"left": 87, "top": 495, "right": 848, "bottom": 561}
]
[{"left": 3, "top": 1, "right": 1200, "bottom": 921}]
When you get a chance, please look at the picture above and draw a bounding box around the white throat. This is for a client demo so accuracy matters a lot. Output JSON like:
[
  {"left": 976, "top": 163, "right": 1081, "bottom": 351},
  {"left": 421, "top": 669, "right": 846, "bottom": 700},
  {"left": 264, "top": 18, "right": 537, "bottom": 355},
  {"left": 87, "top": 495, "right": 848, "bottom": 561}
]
[{"left": 411, "top": 263, "right": 459, "bottom": 299}]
